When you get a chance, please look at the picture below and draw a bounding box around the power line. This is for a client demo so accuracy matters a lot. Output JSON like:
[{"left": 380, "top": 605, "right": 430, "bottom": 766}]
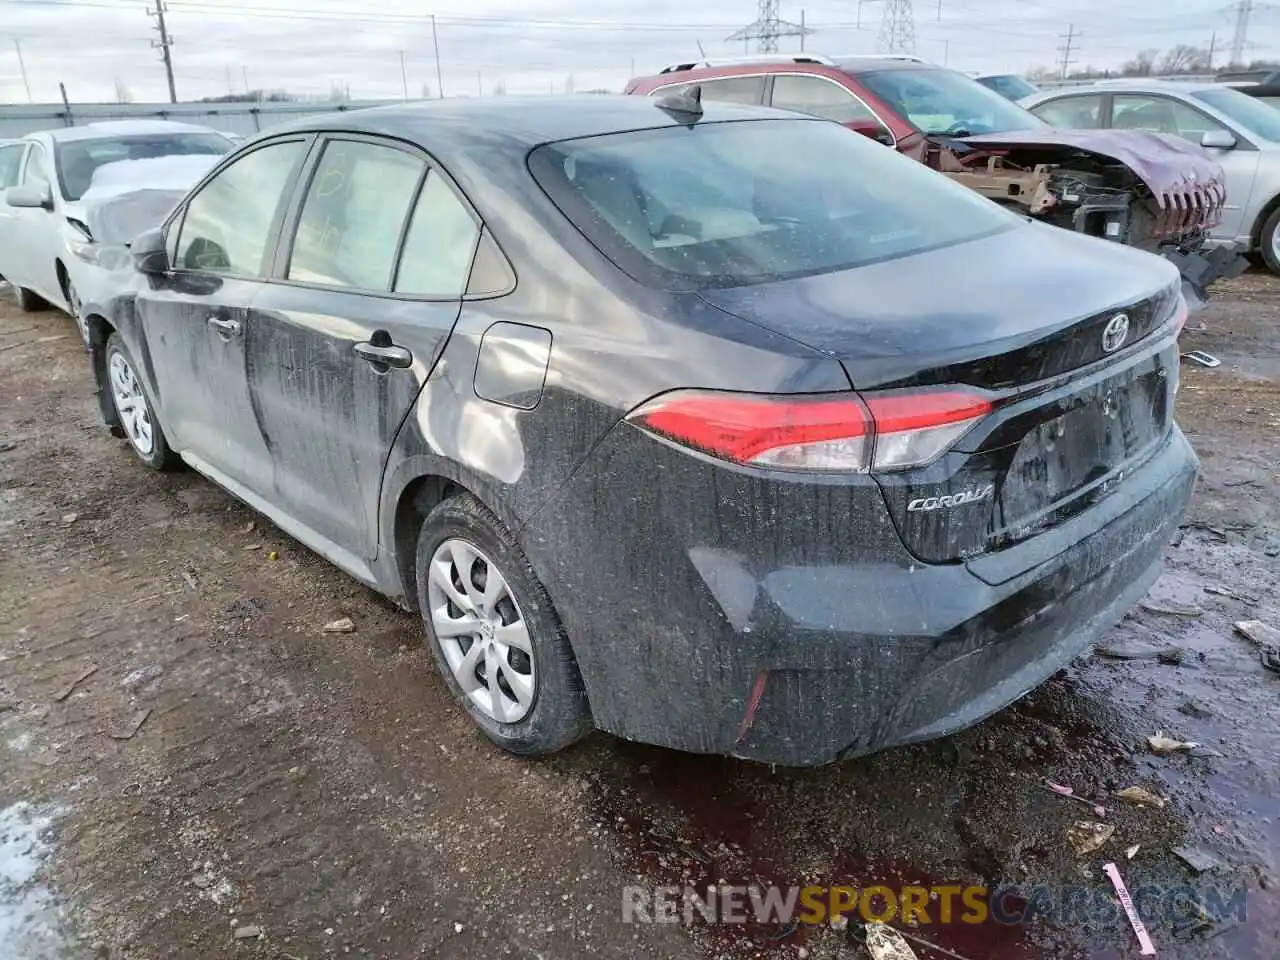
[
  {"left": 12, "top": 39, "right": 33, "bottom": 103},
  {"left": 1057, "top": 22, "right": 1078, "bottom": 77},
  {"left": 147, "top": 1, "right": 178, "bottom": 103}
]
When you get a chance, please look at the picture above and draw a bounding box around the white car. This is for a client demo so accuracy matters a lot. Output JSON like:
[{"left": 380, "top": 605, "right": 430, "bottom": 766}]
[{"left": 0, "top": 120, "right": 234, "bottom": 322}]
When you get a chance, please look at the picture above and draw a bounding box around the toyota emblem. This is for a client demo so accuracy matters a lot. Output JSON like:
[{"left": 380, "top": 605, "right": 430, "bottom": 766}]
[{"left": 1101, "top": 313, "right": 1130, "bottom": 353}]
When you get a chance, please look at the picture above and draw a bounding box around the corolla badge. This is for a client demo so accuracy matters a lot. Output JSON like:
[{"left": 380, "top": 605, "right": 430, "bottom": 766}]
[
  {"left": 907, "top": 485, "right": 995, "bottom": 512},
  {"left": 1101, "top": 313, "right": 1130, "bottom": 354}
]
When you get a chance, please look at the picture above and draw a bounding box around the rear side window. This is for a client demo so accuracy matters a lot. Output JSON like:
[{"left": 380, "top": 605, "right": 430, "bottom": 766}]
[
  {"left": 176, "top": 139, "right": 307, "bottom": 277},
  {"left": 653, "top": 76, "right": 765, "bottom": 105},
  {"left": 530, "top": 118, "right": 1016, "bottom": 290},
  {"left": 288, "top": 140, "right": 425, "bottom": 290},
  {"left": 394, "top": 172, "right": 480, "bottom": 297},
  {"left": 770, "top": 75, "right": 877, "bottom": 123},
  {"left": 1031, "top": 95, "right": 1104, "bottom": 129}
]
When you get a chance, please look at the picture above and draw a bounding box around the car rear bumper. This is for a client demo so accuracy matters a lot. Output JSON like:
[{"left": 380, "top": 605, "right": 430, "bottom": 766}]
[{"left": 522, "top": 423, "right": 1197, "bottom": 767}]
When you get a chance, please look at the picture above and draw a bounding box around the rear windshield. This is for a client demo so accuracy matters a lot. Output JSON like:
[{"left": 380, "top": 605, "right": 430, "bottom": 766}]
[
  {"left": 859, "top": 68, "right": 1046, "bottom": 136},
  {"left": 528, "top": 118, "right": 1015, "bottom": 289},
  {"left": 55, "top": 133, "right": 232, "bottom": 201}
]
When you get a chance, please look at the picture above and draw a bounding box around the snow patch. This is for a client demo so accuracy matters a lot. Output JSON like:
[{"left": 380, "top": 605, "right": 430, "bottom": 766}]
[{"left": 0, "top": 801, "right": 78, "bottom": 958}]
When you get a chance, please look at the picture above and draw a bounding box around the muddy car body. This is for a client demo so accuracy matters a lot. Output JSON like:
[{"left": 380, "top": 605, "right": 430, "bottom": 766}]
[
  {"left": 625, "top": 55, "right": 1244, "bottom": 305},
  {"left": 80, "top": 97, "right": 1197, "bottom": 767}
]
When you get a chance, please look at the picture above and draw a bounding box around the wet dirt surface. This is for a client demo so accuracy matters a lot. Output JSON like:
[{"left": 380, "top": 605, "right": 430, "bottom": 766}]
[{"left": 0, "top": 273, "right": 1277, "bottom": 960}]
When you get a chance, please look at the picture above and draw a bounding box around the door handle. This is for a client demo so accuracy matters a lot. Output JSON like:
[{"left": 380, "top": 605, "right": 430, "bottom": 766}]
[
  {"left": 354, "top": 340, "right": 413, "bottom": 369},
  {"left": 207, "top": 315, "right": 241, "bottom": 336}
]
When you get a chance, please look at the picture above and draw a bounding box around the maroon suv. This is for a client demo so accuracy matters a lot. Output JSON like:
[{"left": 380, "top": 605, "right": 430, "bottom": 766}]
[{"left": 626, "top": 54, "right": 1244, "bottom": 302}]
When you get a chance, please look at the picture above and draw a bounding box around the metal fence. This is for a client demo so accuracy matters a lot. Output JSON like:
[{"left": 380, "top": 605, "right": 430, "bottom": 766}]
[{"left": 0, "top": 99, "right": 400, "bottom": 140}]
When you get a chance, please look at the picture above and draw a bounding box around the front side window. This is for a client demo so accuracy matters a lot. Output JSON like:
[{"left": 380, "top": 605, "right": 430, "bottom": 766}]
[
  {"left": 0, "top": 144, "right": 26, "bottom": 189},
  {"left": 23, "top": 145, "right": 51, "bottom": 190},
  {"left": 55, "top": 132, "right": 232, "bottom": 202},
  {"left": 529, "top": 118, "right": 1016, "bottom": 290},
  {"left": 175, "top": 139, "right": 307, "bottom": 277},
  {"left": 288, "top": 140, "right": 425, "bottom": 290},
  {"left": 394, "top": 171, "right": 480, "bottom": 297},
  {"left": 770, "top": 75, "right": 878, "bottom": 124},
  {"left": 1111, "top": 95, "right": 1227, "bottom": 143},
  {"left": 1192, "top": 86, "right": 1280, "bottom": 142},
  {"left": 1031, "top": 95, "right": 1105, "bottom": 130},
  {"left": 858, "top": 68, "right": 1047, "bottom": 136}
]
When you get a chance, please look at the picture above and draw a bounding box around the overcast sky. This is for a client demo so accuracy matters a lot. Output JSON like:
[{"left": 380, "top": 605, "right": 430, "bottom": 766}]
[{"left": 1, "top": 0, "right": 1275, "bottom": 104}]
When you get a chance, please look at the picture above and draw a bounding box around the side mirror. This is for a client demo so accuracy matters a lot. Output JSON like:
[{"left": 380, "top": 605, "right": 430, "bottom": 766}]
[
  {"left": 6, "top": 183, "right": 53, "bottom": 210},
  {"left": 849, "top": 118, "right": 895, "bottom": 147},
  {"left": 130, "top": 227, "right": 170, "bottom": 276},
  {"left": 1200, "top": 129, "right": 1237, "bottom": 150}
]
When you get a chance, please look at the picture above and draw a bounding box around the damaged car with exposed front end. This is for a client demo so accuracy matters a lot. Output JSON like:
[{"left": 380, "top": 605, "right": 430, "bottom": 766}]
[{"left": 625, "top": 55, "right": 1246, "bottom": 306}]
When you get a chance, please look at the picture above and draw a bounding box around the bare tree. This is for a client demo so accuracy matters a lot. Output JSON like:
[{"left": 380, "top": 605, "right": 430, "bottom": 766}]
[
  {"left": 1159, "top": 44, "right": 1209, "bottom": 74},
  {"left": 492, "top": 80, "right": 507, "bottom": 96},
  {"left": 564, "top": 73, "right": 576, "bottom": 95},
  {"left": 420, "top": 82, "right": 433, "bottom": 99},
  {"left": 113, "top": 77, "right": 133, "bottom": 103},
  {"left": 1119, "top": 49, "right": 1160, "bottom": 76}
]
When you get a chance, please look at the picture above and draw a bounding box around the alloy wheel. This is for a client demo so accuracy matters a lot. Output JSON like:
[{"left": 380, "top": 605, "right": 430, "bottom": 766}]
[
  {"left": 107, "top": 351, "right": 155, "bottom": 457},
  {"left": 426, "top": 538, "right": 536, "bottom": 723}
]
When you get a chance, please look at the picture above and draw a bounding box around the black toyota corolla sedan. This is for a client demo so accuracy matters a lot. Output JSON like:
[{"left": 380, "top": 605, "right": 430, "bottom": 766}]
[{"left": 80, "top": 93, "right": 1197, "bottom": 766}]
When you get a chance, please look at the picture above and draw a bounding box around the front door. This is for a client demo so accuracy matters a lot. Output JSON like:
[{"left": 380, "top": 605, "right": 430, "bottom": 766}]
[
  {"left": 247, "top": 136, "right": 481, "bottom": 558},
  {"left": 3, "top": 144, "right": 62, "bottom": 302},
  {"left": 138, "top": 137, "right": 311, "bottom": 495},
  {"left": 0, "top": 141, "right": 29, "bottom": 284}
]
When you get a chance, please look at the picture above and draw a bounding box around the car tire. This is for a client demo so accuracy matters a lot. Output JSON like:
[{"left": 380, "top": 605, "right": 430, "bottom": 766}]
[
  {"left": 1259, "top": 207, "right": 1280, "bottom": 275},
  {"left": 15, "top": 286, "right": 49, "bottom": 312},
  {"left": 415, "top": 493, "right": 591, "bottom": 756},
  {"left": 104, "top": 333, "right": 177, "bottom": 471}
]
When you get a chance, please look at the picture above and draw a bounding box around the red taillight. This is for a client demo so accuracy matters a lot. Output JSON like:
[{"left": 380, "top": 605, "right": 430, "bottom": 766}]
[{"left": 626, "top": 387, "right": 992, "bottom": 473}]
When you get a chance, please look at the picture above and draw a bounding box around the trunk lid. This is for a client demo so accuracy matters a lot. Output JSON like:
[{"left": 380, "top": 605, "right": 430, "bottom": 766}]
[{"left": 697, "top": 221, "right": 1182, "bottom": 565}]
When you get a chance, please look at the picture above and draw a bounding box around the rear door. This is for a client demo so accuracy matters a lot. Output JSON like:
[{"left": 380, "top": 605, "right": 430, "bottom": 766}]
[
  {"left": 247, "top": 135, "right": 481, "bottom": 559},
  {"left": 137, "top": 136, "right": 311, "bottom": 494}
]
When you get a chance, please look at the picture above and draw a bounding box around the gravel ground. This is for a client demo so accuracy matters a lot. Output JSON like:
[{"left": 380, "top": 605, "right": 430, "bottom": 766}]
[{"left": 0, "top": 273, "right": 1277, "bottom": 960}]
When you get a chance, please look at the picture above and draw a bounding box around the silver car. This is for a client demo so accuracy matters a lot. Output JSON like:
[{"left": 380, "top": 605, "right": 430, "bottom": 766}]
[{"left": 1022, "top": 80, "right": 1280, "bottom": 274}]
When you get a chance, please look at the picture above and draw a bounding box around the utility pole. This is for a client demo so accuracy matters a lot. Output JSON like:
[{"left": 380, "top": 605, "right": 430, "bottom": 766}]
[
  {"left": 1207, "top": 30, "right": 1217, "bottom": 70},
  {"left": 13, "top": 39, "right": 32, "bottom": 103},
  {"left": 399, "top": 50, "right": 408, "bottom": 99},
  {"left": 147, "top": 1, "right": 178, "bottom": 103},
  {"left": 1057, "top": 23, "right": 1077, "bottom": 80},
  {"left": 800, "top": 9, "right": 805, "bottom": 51},
  {"left": 242, "top": 65, "right": 249, "bottom": 95},
  {"left": 476, "top": 70, "right": 482, "bottom": 97},
  {"left": 431, "top": 14, "right": 444, "bottom": 98},
  {"left": 1230, "top": 0, "right": 1253, "bottom": 67}
]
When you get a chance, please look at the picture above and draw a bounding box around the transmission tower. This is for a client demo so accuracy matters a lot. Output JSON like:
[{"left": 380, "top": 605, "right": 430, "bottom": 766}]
[
  {"left": 726, "top": 0, "right": 812, "bottom": 54},
  {"left": 1230, "top": 0, "right": 1254, "bottom": 66},
  {"left": 877, "top": 0, "right": 916, "bottom": 55}
]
